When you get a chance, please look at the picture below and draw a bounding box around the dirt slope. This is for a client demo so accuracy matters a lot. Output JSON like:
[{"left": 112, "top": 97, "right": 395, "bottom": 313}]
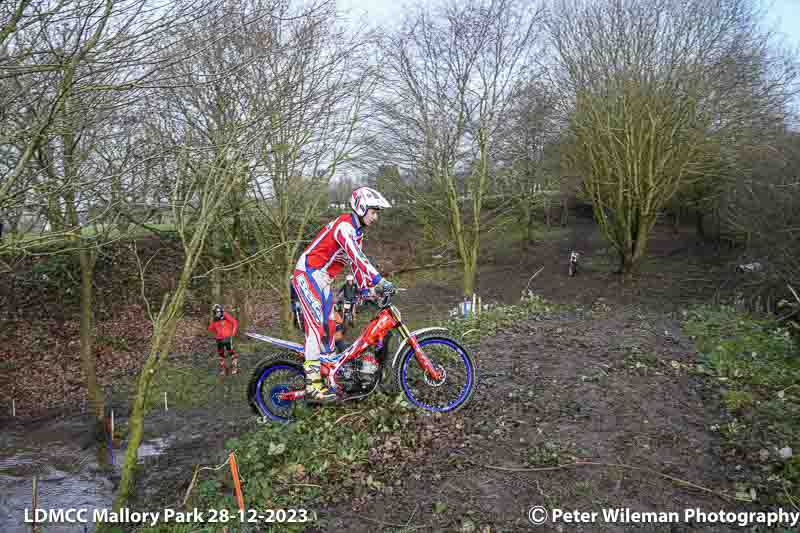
[{"left": 311, "top": 307, "right": 749, "bottom": 532}]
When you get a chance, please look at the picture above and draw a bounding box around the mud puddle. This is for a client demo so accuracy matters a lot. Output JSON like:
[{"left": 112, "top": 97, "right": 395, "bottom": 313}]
[{"left": 0, "top": 415, "right": 174, "bottom": 533}]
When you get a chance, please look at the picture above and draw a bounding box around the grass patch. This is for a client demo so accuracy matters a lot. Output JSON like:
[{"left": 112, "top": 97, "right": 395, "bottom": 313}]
[
  {"left": 144, "top": 363, "right": 222, "bottom": 412},
  {"left": 683, "top": 305, "right": 800, "bottom": 504},
  {"left": 112, "top": 361, "right": 221, "bottom": 415},
  {"left": 722, "top": 389, "right": 756, "bottom": 411},
  {"left": 442, "top": 291, "right": 572, "bottom": 345},
  {"left": 525, "top": 440, "right": 572, "bottom": 467}
]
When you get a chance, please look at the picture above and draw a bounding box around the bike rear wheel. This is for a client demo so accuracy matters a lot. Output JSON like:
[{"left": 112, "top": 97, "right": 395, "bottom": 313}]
[
  {"left": 395, "top": 334, "right": 476, "bottom": 413},
  {"left": 247, "top": 353, "right": 305, "bottom": 422}
]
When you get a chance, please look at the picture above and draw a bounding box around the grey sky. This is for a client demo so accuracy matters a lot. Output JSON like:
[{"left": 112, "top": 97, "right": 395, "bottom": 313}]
[
  {"left": 337, "top": 0, "right": 800, "bottom": 49},
  {"left": 768, "top": 0, "right": 800, "bottom": 49}
]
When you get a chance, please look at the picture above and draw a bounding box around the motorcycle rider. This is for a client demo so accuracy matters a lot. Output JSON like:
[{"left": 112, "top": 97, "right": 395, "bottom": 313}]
[{"left": 291, "top": 187, "right": 394, "bottom": 403}]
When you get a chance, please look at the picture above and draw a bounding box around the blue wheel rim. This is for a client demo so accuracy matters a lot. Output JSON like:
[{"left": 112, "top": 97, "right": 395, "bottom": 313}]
[
  {"left": 400, "top": 338, "right": 473, "bottom": 413},
  {"left": 255, "top": 364, "right": 304, "bottom": 422}
]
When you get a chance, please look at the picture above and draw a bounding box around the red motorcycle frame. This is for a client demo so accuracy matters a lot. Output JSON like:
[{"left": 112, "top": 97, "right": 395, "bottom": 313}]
[{"left": 265, "top": 303, "right": 443, "bottom": 402}]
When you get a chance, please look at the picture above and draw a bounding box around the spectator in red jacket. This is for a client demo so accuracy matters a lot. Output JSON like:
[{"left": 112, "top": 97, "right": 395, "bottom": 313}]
[{"left": 208, "top": 304, "right": 239, "bottom": 375}]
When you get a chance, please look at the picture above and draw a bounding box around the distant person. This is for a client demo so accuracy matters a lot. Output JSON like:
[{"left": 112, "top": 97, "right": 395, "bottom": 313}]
[
  {"left": 208, "top": 304, "right": 239, "bottom": 376},
  {"left": 337, "top": 274, "right": 359, "bottom": 303}
]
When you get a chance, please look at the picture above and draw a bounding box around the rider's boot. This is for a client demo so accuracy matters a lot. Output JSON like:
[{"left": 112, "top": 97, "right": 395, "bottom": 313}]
[
  {"left": 303, "top": 360, "right": 336, "bottom": 403},
  {"left": 218, "top": 356, "right": 228, "bottom": 377},
  {"left": 230, "top": 353, "right": 239, "bottom": 375}
]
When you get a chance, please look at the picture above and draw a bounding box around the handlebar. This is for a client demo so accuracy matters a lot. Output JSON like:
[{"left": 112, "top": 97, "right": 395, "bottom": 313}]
[{"left": 364, "top": 285, "right": 403, "bottom": 309}]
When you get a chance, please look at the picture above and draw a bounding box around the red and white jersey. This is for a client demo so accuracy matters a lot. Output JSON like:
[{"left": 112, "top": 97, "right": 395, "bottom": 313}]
[{"left": 296, "top": 213, "right": 381, "bottom": 289}]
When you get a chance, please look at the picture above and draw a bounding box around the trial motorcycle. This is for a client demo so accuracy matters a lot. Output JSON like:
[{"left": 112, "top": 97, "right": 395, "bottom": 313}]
[{"left": 246, "top": 285, "right": 477, "bottom": 422}]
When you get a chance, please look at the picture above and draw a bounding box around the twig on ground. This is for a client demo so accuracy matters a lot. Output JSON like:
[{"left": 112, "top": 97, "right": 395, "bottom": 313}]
[
  {"left": 357, "top": 514, "right": 428, "bottom": 530},
  {"left": 788, "top": 284, "right": 800, "bottom": 305},
  {"left": 334, "top": 412, "right": 362, "bottom": 425},
  {"left": 405, "top": 504, "right": 419, "bottom": 528},
  {"left": 523, "top": 266, "right": 545, "bottom": 294},
  {"left": 181, "top": 464, "right": 201, "bottom": 507},
  {"left": 783, "top": 483, "right": 800, "bottom": 513}
]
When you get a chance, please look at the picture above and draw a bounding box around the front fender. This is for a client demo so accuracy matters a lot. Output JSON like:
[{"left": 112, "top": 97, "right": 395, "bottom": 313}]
[{"left": 390, "top": 327, "right": 448, "bottom": 369}]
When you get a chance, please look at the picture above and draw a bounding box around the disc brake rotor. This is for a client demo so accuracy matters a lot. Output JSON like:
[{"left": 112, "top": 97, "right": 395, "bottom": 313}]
[{"left": 424, "top": 363, "right": 447, "bottom": 387}]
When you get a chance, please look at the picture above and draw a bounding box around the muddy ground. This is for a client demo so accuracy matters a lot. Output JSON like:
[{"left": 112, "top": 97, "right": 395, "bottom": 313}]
[
  {"left": 307, "top": 220, "right": 758, "bottom": 532},
  {"left": 1, "top": 217, "right": 771, "bottom": 532}
]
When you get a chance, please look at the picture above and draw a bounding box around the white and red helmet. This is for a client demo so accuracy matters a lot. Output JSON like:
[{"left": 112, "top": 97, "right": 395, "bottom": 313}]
[{"left": 350, "top": 187, "right": 391, "bottom": 218}]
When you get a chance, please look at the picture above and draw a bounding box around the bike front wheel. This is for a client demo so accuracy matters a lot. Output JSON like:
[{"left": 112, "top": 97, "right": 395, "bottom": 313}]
[{"left": 395, "top": 334, "right": 477, "bottom": 413}]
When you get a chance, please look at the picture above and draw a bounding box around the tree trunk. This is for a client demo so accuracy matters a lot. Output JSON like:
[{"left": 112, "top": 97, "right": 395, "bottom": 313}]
[
  {"left": 560, "top": 196, "right": 568, "bottom": 227},
  {"left": 230, "top": 250, "right": 248, "bottom": 334},
  {"left": 59, "top": 102, "right": 104, "bottom": 441},
  {"left": 112, "top": 351, "right": 157, "bottom": 510},
  {"left": 211, "top": 268, "right": 223, "bottom": 304},
  {"left": 283, "top": 258, "right": 294, "bottom": 332},
  {"left": 618, "top": 218, "right": 650, "bottom": 275},
  {"left": 523, "top": 201, "right": 534, "bottom": 248},
  {"left": 544, "top": 197, "right": 551, "bottom": 226},
  {"left": 78, "top": 247, "right": 104, "bottom": 435},
  {"left": 231, "top": 191, "right": 249, "bottom": 332},
  {"left": 462, "top": 232, "right": 480, "bottom": 296},
  {"left": 114, "top": 169, "right": 130, "bottom": 233},
  {"left": 696, "top": 211, "right": 705, "bottom": 238},
  {"left": 110, "top": 139, "right": 245, "bottom": 519},
  {"left": 233, "top": 285, "right": 248, "bottom": 333},
  {"left": 619, "top": 249, "right": 633, "bottom": 274},
  {"left": 462, "top": 259, "right": 476, "bottom": 295},
  {"left": 112, "top": 280, "right": 190, "bottom": 514}
]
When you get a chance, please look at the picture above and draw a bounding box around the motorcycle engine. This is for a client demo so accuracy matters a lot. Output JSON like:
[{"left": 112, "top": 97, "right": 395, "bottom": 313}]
[{"left": 337, "top": 352, "right": 381, "bottom": 394}]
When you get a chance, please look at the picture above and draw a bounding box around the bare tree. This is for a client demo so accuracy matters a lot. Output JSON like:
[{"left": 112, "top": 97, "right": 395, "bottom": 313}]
[
  {"left": 725, "top": 127, "right": 800, "bottom": 307},
  {"left": 1, "top": 0, "right": 113, "bottom": 211},
  {"left": 548, "top": 0, "right": 798, "bottom": 273},
  {"left": 493, "top": 80, "right": 561, "bottom": 243},
  {"left": 373, "top": 0, "right": 545, "bottom": 294},
  {"left": 1, "top": 0, "right": 220, "bottom": 219},
  {"left": 1, "top": 0, "right": 226, "bottom": 438},
  {"left": 242, "top": 0, "right": 377, "bottom": 323}
]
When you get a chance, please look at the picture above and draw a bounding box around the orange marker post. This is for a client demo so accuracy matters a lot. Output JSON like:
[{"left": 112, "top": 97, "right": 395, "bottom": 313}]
[{"left": 228, "top": 452, "right": 245, "bottom": 511}]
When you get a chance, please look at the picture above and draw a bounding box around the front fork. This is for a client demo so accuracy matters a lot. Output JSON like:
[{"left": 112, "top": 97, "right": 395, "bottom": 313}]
[{"left": 397, "top": 323, "right": 443, "bottom": 381}]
